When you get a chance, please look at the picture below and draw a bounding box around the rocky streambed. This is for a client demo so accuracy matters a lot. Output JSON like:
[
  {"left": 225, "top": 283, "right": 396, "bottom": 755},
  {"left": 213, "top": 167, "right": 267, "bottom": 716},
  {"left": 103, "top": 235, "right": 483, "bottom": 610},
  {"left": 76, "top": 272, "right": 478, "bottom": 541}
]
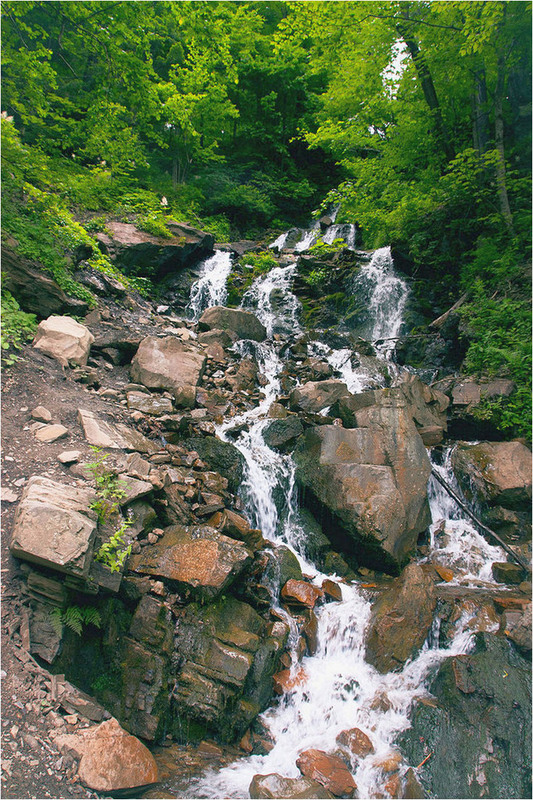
[{"left": 1, "top": 220, "right": 531, "bottom": 800}]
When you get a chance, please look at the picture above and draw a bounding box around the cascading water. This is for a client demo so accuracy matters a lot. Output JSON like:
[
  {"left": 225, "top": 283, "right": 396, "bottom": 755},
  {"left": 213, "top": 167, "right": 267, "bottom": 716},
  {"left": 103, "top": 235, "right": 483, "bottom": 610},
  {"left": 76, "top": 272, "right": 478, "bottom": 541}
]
[
  {"left": 173, "top": 222, "right": 504, "bottom": 799},
  {"left": 187, "top": 250, "right": 233, "bottom": 321}
]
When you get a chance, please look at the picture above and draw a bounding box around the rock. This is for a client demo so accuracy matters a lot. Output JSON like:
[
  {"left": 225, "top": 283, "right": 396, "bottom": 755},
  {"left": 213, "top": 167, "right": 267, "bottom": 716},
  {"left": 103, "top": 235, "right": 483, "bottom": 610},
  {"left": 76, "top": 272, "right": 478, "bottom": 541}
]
[
  {"left": 492, "top": 561, "right": 527, "bottom": 585},
  {"left": 263, "top": 417, "right": 304, "bottom": 452},
  {"left": 504, "top": 603, "right": 531, "bottom": 653},
  {"left": 56, "top": 679, "right": 110, "bottom": 722},
  {"left": 290, "top": 380, "right": 350, "bottom": 414},
  {"left": 225, "top": 357, "right": 258, "bottom": 391},
  {"left": 336, "top": 728, "right": 374, "bottom": 759},
  {"left": 34, "top": 424, "right": 69, "bottom": 443},
  {"left": 129, "top": 524, "right": 253, "bottom": 601},
  {"left": 265, "top": 545, "right": 304, "bottom": 587},
  {"left": 281, "top": 579, "right": 323, "bottom": 608},
  {"left": 452, "top": 441, "right": 532, "bottom": 511},
  {"left": 272, "top": 666, "right": 307, "bottom": 694},
  {"left": 198, "top": 306, "right": 267, "bottom": 342},
  {"left": 58, "top": 450, "right": 82, "bottom": 465},
  {"left": 249, "top": 773, "right": 334, "bottom": 799},
  {"left": 209, "top": 509, "right": 264, "bottom": 551},
  {"left": 1, "top": 488, "right": 19, "bottom": 503},
  {"left": 33, "top": 315, "right": 95, "bottom": 367},
  {"left": 10, "top": 476, "right": 97, "bottom": 577},
  {"left": 365, "top": 564, "right": 436, "bottom": 673},
  {"left": 126, "top": 391, "right": 174, "bottom": 416},
  {"left": 294, "top": 421, "right": 431, "bottom": 572},
  {"left": 96, "top": 220, "right": 214, "bottom": 281},
  {"left": 321, "top": 579, "right": 343, "bottom": 602},
  {"left": 130, "top": 336, "right": 206, "bottom": 408},
  {"left": 55, "top": 717, "right": 158, "bottom": 792},
  {"left": 401, "top": 768, "right": 425, "bottom": 799},
  {"left": 2, "top": 245, "right": 89, "bottom": 317},
  {"left": 183, "top": 436, "right": 245, "bottom": 492},
  {"left": 78, "top": 408, "right": 157, "bottom": 453},
  {"left": 296, "top": 749, "right": 357, "bottom": 798},
  {"left": 74, "top": 265, "right": 127, "bottom": 297},
  {"left": 31, "top": 405, "right": 52, "bottom": 422},
  {"left": 398, "top": 633, "right": 531, "bottom": 799},
  {"left": 197, "top": 328, "right": 238, "bottom": 348}
]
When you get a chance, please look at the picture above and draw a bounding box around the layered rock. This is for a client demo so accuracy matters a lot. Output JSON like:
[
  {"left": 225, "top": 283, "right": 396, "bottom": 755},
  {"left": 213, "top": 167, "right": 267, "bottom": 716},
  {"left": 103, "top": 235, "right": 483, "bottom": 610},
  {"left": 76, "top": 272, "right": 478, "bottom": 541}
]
[
  {"left": 33, "top": 315, "right": 95, "bottom": 367},
  {"left": 452, "top": 441, "right": 532, "bottom": 511},
  {"left": 290, "top": 380, "right": 350, "bottom": 414},
  {"left": 78, "top": 408, "right": 158, "bottom": 453},
  {"left": 130, "top": 336, "right": 206, "bottom": 408},
  {"left": 198, "top": 306, "right": 267, "bottom": 342},
  {"left": 250, "top": 773, "right": 334, "bottom": 799},
  {"left": 365, "top": 564, "right": 436, "bottom": 673},
  {"left": 296, "top": 749, "right": 357, "bottom": 798}
]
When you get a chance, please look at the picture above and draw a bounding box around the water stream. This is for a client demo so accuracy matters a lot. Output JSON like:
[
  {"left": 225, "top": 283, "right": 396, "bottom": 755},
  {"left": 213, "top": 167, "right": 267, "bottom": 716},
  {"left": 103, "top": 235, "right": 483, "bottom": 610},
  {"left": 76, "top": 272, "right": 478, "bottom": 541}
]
[{"left": 179, "top": 222, "right": 504, "bottom": 798}]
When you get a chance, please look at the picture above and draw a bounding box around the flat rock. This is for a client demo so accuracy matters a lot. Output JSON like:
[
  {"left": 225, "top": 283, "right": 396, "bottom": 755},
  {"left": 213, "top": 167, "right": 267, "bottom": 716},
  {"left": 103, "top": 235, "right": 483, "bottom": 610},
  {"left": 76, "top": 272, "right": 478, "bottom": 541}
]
[
  {"left": 127, "top": 391, "right": 174, "bottom": 416},
  {"left": 54, "top": 717, "right": 158, "bottom": 792},
  {"left": 250, "top": 773, "right": 334, "bottom": 799},
  {"left": 198, "top": 306, "right": 267, "bottom": 342},
  {"left": 296, "top": 749, "right": 357, "bottom": 797},
  {"left": 281, "top": 579, "right": 323, "bottom": 608},
  {"left": 58, "top": 450, "right": 82, "bottom": 465},
  {"left": 130, "top": 336, "right": 206, "bottom": 408},
  {"left": 33, "top": 315, "right": 94, "bottom": 367},
  {"left": 290, "top": 380, "right": 350, "bottom": 414},
  {"left": 1, "top": 488, "right": 19, "bottom": 503},
  {"left": 129, "top": 524, "right": 253, "bottom": 600},
  {"left": 31, "top": 405, "right": 52, "bottom": 422},
  {"left": 34, "top": 424, "right": 69, "bottom": 443},
  {"left": 10, "top": 476, "right": 97, "bottom": 577},
  {"left": 78, "top": 408, "right": 157, "bottom": 453}
]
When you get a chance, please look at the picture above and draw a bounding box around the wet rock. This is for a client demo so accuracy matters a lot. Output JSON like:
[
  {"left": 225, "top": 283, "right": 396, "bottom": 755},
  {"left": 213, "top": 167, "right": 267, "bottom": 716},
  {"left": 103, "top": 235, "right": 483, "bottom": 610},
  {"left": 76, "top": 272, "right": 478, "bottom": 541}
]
[
  {"left": 321, "top": 579, "right": 343, "bottom": 602},
  {"left": 336, "top": 728, "right": 374, "bottom": 759},
  {"left": 263, "top": 417, "right": 304, "bottom": 452},
  {"left": 250, "top": 773, "right": 334, "bottom": 799},
  {"left": 183, "top": 436, "right": 245, "bottom": 492},
  {"left": 10, "top": 476, "right": 97, "bottom": 578},
  {"left": 96, "top": 220, "right": 213, "bottom": 280},
  {"left": 492, "top": 561, "right": 527, "bottom": 585},
  {"left": 401, "top": 768, "right": 425, "bottom": 799},
  {"left": 281, "top": 579, "right": 323, "bottom": 608},
  {"left": 77, "top": 408, "right": 157, "bottom": 453},
  {"left": 296, "top": 748, "right": 357, "bottom": 798},
  {"left": 199, "top": 306, "right": 267, "bottom": 342},
  {"left": 126, "top": 391, "right": 174, "bottom": 416},
  {"left": 265, "top": 545, "right": 303, "bottom": 587},
  {"left": 129, "top": 524, "right": 253, "bottom": 601},
  {"left": 54, "top": 717, "right": 158, "bottom": 792},
  {"left": 197, "top": 328, "right": 238, "bottom": 348},
  {"left": 290, "top": 380, "right": 350, "bottom": 414},
  {"left": 131, "top": 336, "right": 206, "bottom": 408},
  {"left": 399, "top": 632, "right": 531, "bottom": 799},
  {"left": 33, "top": 315, "right": 95, "bottom": 367},
  {"left": 365, "top": 564, "right": 436, "bottom": 673},
  {"left": 452, "top": 441, "right": 532, "bottom": 511},
  {"left": 208, "top": 509, "right": 264, "bottom": 551},
  {"left": 225, "top": 357, "right": 258, "bottom": 391},
  {"left": 272, "top": 665, "right": 307, "bottom": 694}
]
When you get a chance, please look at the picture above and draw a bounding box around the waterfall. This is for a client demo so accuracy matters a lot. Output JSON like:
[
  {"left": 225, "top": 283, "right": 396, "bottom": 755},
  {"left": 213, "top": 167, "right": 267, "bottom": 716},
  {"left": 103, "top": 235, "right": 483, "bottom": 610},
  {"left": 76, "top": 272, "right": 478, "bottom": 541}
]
[{"left": 187, "top": 250, "right": 233, "bottom": 321}]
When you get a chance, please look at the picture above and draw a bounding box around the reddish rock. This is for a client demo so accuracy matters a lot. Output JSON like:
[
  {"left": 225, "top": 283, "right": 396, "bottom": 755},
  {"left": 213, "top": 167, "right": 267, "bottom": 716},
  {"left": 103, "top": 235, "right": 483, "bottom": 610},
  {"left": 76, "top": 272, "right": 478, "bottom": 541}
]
[
  {"left": 131, "top": 336, "right": 206, "bottom": 408},
  {"left": 434, "top": 565, "right": 454, "bottom": 582},
  {"left": 322, "top": 579, "right": 343, "bottom": 602},
  {"left": 249, "top": 773, "right": 334, "bottom": 799},
  {"left": 272, "top": 666, "right": 307, "bottom": 695},
  {"left": 296, "top": 749, "right": 357, "bottom": 797},
  {"left": 384, "top": 772, "right": 401, "bottom": 797},
  {"left": 336, "top": 727, "right": 375, "bottom": 758},
  {"left": 55, "top": 718, "right": 157, "bottom": 792},
  {"left": 302, "top": 610, "right": 319, "bottom": 655},
  {"left": 374, "top": 751, "right": 403, "bottom": 773},
  {"left": 452, "top": 441, "right": 532, "bottom": 511},
  {"left": 281, "top": 579, "right": 324, "bottom": 608}
]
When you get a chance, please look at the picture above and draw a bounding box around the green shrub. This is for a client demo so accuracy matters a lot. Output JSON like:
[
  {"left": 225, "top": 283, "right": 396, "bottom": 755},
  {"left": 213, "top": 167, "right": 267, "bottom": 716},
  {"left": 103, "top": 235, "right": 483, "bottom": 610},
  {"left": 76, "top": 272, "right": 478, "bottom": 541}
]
[{"left": 1, "top": 290, "right": 37, "bottom": 365}]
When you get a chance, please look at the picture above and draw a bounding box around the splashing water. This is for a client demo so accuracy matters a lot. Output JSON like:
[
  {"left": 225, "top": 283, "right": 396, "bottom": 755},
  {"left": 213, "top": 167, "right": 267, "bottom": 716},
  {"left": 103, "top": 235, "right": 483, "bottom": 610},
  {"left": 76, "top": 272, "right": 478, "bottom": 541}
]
[{"left": 187, "top": 250, "right": 233, "bottom": 320}]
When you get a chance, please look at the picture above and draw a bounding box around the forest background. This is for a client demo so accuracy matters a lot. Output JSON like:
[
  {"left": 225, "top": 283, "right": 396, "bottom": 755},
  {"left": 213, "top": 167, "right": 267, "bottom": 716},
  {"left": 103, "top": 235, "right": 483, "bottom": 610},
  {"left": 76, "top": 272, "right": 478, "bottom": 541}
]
[{"left": 1, "top": 0, "right": 531, "bottom": 437}]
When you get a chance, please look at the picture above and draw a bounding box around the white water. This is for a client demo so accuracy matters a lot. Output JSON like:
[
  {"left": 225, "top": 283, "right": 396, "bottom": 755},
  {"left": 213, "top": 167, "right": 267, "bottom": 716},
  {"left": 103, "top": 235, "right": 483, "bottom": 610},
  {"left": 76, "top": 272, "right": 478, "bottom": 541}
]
[
  {"left": 187, "top": 250, "right": 233, "bottom": 320},
  {"left": 174, "top": 223, "right": 500, "bottom": 799}
]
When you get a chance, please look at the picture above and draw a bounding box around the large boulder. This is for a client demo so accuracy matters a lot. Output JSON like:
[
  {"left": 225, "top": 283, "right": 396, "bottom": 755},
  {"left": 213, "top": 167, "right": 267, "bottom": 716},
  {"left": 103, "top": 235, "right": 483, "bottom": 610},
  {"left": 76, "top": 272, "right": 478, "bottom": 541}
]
[
  {"left": 198, "top": 306, "right": 267, "bottom": 342},
  {"left": 290, "top": 380, "right": 350, "bottom": 414},
  {"left": 183, "top": 436, "right": 245, "bottom": 492},
  {"left": 263, "top": 417, "right": 304, "bottom": 452},
  {"left": 96, "top": 221, "right": 214, "bottom": 281},
  {"left": 398, "top": 632, "right": 532, "bottom": 799},
  {"left": 54, "top": 718, "right": 158, "bottom": 792},
  {"left": 250, "top": 773, "right": 334, "bottom": 799},
  {"left": 294, "top": 420, "right": 431, "bottom": 572},
  {"left": 33, "top": 315, "right": 94, "bottom": 367},
  {"left": 130, "top": 336, "right": 206, "bottom": 408},
  {"left": 452, "top": 441, "right": 532, "bottom": 511},
  {"left": 365, "top": 564, "right": 436, "bottom": 673},
  {"left": 296, "top": 749, "right": 357, "bottom": 798},
  {"left": 129, "top": 524, "right": 253, "bottom": 601},
  {"left": 10, "top": 476, "right": 97, "bottom": 578}
]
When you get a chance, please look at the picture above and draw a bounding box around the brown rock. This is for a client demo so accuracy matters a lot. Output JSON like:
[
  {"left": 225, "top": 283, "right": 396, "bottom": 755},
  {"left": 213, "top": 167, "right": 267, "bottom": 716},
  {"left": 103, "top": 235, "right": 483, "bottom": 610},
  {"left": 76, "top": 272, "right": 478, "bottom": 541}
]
[
  {"left": 401, "top": 767, "right": 426, "bottom": 798},
  {"left": 492, "top": 561, "right": 527, "bottom": 585},
  {"left": 272, "top": 666, "right": 307, "bottom": 694},
  {"left": 504, "top": 603, "right": 532, "bottom": 653},
  {"left": 296, "top": 748, "right": 357, "bottom": 797},
  {"left": 322, "top": 579, "right": 343, "bottom": 602},
  {"left": 434, "top": 565, "right": 454, "bottom": 582},
  {"left": 55, "top": 717, "right": 158, "bottom": 792},
  {"left": 131, "top": 336, "right": 206, "bottom": 408},
  {"left": 375, "top": 751, "right": 403, "bottom": 773},
  {"left": 34, "top": 424, "right": 69, "bottom": 443},
  {"left": 302, "top": 610, "right": 319, "bottom": 655},
  {"left": 336, "top": 728, "right": 374, "bottom": 758},
  {"left": 384, "top": 773, "right": 401, "bottom": 797},
  {"left": 281, "top": 579, "right": 324, "bottom": 608},
  {"left": 78, "top": 408, "right": 157, "bottom": 453},
  {"left": 249, "top": 773, "right": 334, "bottom": 799},
  {"left": 31, "top": 405, "right": 52, "bottom": 422},
  {"left": 198, "top": 306, "right": 267, "bottom": 342},
  {"left": 452, "top": 441, "right": 532, "bottom": 511},
  {"left": 290, "top": 380, "right": 350, "bottom": 414},
  {"left": 33, "top": 315, "right": 94, "bottom": 367},
  {"left": 365, "top": 564, "right": 436, "bottom": 673}
]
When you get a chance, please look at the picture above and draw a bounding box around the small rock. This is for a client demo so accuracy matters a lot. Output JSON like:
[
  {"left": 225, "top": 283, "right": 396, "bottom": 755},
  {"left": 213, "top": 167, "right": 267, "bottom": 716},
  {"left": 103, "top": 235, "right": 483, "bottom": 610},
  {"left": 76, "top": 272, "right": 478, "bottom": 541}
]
[
  {"left": 1, "top": 488, "right": 19, "bottom": 503},
  {"left": 322, "top": 579, "right": 343, "bottom": 602},
  {"left": 65, "top": 714, "right": 78, "bottom": 725},
  {"left": 296, "top": 748, "right": 357, "bottom": 798},
  {"left": 492, "top": 561, "right": 526, "bottom": 585},
  {"left": 336, "top": 728, "right": 374, "bottom": 759},
  {"left": 281, "top": 579, "right": 324, "bottom": 609},
  {"left": 31, "top": 406, "right": 53, "bottom": 423},
  {"left": 35, "top": 424, "right": 69, "bottom": 443},
  {"left": 58, "top": 451, "right": 82, "bottom": 465}
]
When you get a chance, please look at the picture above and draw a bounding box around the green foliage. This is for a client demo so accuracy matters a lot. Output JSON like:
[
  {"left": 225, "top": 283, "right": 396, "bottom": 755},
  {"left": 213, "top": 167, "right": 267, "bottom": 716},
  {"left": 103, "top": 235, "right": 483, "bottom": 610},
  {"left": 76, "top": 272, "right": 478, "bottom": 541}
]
[
  {"left": 1, "top": 289, "right": 37, "bottom": 365},
  {"left": 226, "top": 250, "right": 277, "bottom": 306},
  {"left": 302, "top": 268, "right": 328, "bottom": 288},
  {"left": 308, "top": 237, "right": 345, "bottom": 258},
  {"left": 86, "top": 447, "right": 127, "bottom": 522},
  {"left": 240, "top": 251, "right": 278, "bottom": 273},
  {"left": 95, "top": 518, "right": 133, "bottom": 573},
  {"left": 50, "top": 605, "right": 102, "bottom": 637},
  {"left": 137, "top": 212, "right": 173, "bottom": 239}
]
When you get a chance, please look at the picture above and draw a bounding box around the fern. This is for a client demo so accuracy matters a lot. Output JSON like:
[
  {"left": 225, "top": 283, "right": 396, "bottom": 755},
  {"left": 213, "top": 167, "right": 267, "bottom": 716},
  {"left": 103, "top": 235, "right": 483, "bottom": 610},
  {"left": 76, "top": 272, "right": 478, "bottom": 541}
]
[{"left": 49, "top": 605, "right": 102, "bottom": 636}]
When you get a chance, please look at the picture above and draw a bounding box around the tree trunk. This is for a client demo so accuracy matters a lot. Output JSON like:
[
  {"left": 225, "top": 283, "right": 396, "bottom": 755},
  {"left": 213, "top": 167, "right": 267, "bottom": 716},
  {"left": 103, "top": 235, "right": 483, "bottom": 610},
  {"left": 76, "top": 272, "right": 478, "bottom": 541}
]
[
  {"left": 472, "top": 66, "right": 489, "bottom": 154},
  {"left": 494, "top": 52, "right": 515, "bottom": 236},
  {"left": 396, "top": 21, "right": 454, "bottom": 162},
  {"left": 172, "top": 156, "right": 178, "bottom": 190}
]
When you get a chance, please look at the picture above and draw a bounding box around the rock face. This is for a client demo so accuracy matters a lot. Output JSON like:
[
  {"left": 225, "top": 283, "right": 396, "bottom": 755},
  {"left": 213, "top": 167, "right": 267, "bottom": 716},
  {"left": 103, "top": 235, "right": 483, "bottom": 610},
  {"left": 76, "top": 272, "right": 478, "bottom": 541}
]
[
  {"left": 263, "top": 417, "right": 304, "bottom": 452},
  {"left": 365, "top": 564, "right": 436, "bottom": 673},
  {"left": 296, "top": 749, "right": 357, "bottom": 798},
  {"left": 198, "top": 306, "right": 267, "bottom": 342},
  {"left": 171, "top": 596, "right": 285, "bottom": 741},
  {"left": 96, "top": 220, "right": 214, "bottom": 281},
  {"left": 54, "top": 717, "right": 158, "bottom": 792},
  {"left": 10, "top": 477, "right": 97, "bottom": 578},
  {"left": 129, "top": 524, "right": 253, "bottom": 601},
  {"left": 399, "top": 633, "right": 532, "bottom": 799},
  {"left": 249, "top": 773, "right": 334, "bottom": 799},
  {"left": 290, "top": 380, "right": 350, "bottom": 414},
  {"left": 452, "top": 440, "right": 532, "bottom": 510},
  {"left": 33, "top": 315, "right": 95, "bottom": 367},
  {"left": 294, "top": 419, "right": 431, "bottom": 571},
  {"left": 130, "top": 336, "right": 206, "bottom": 407}
]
